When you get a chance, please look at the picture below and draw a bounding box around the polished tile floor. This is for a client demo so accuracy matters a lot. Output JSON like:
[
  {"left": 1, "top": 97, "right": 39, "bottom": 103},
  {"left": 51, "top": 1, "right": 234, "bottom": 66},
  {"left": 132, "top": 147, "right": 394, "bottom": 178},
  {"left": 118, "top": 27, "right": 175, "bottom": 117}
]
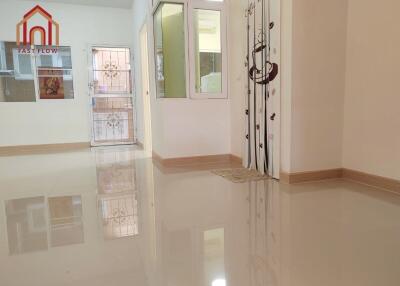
[{"left": 0, "top": 146, "right": 399, "bottom": 286}]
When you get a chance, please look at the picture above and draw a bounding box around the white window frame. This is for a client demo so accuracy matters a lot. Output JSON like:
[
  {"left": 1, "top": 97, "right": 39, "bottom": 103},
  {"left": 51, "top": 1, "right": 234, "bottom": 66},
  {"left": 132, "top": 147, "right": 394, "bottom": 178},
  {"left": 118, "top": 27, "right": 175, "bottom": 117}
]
[
  {"left": 36, "top": 50, "right": 73, "bottom": 81},
  {"left": 0, "top": 42, "right": 6, "bottom": 71},
  {"left": 152, "top": 0, "right": 228, "bottom": 100},
  {"left": 188, "top": 0, "right": 227, "bottom": 99},
  {"left": 9, "top": 44, "right": 75, "bottom": 101},
  {"left": 12, "top": 49, "right": 35, "bottom": 80},
  {"left": 12, "top": 48, "right": 73, "bottom": 81},
  {"left": 152, "top": 0, "right": 190, "bottom": 99}
]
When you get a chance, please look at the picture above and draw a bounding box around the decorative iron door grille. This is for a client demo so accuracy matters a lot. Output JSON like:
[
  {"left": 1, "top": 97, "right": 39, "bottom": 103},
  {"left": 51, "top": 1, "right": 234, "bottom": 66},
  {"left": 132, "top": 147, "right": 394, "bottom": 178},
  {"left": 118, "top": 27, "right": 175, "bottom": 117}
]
[
  {"left": 90, "top": 47, "right": 134, "bottom": 146},
  {"left": 98, "top": 193, "right": 139, "bottom": 239}
]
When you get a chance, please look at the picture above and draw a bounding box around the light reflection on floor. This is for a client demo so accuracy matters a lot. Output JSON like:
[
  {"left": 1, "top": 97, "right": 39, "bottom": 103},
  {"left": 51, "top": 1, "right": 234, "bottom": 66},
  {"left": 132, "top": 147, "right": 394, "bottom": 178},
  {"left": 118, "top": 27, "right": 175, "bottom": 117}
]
[
  {"left": 0, "top": 146, "right": 399, "bottom": 286},
  {"left": 5, "top": 195, "right": 84, "bottom": 255}
]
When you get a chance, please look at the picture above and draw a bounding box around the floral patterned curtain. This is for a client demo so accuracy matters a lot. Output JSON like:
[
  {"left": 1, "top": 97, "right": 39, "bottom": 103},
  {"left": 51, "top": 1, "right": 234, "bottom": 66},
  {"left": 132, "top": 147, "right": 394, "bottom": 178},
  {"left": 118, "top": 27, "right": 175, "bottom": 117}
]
[{"left": 244, "top": 0, "right": 280, "bottom": 177}]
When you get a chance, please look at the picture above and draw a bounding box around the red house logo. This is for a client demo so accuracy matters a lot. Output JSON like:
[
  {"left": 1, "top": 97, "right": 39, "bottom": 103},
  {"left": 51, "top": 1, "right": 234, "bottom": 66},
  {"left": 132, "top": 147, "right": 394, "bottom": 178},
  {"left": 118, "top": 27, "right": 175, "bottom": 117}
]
[{"left": 16, "top": 5, "right": 59, "bottom": 46}]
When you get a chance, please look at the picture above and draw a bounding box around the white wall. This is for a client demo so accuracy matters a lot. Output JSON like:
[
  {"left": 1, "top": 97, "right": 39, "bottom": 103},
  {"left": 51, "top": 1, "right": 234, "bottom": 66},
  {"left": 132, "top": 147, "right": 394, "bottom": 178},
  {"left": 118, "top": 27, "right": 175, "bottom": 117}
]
[
  {"left": 282, "top": 0, "right": 399, "bottom": 180},
  {"left": 228, "top": 0, "right": 247, "bottom": 158},
  {"left": 229, "top": 0, "right": 348, "bottom": 173},
  {"left": 131, "top": 0, "right": 400, "bottom": 179},
  {"left": 0, "top": 1, "right": 133, "bottom": 147},
  {"left": 132, "top": 0, "right": 232, "bottom": 159},
  {"left": 289, "top": 0, "right": 348, "bottom": 172},
  {"left": 280, "top": 0, "right": 293, "bottom": 173},
  {"left": 7, "top": 0, "right": 396, "bottom": 180},
  {"left": 131, "top": 0, "right": 148, "bottom": 145},
  {"left": 157, "top": 99, "right": 231, "bottom": 158},
  {"left": 343, "top": 0, "right": 400, "bottom": 180}
]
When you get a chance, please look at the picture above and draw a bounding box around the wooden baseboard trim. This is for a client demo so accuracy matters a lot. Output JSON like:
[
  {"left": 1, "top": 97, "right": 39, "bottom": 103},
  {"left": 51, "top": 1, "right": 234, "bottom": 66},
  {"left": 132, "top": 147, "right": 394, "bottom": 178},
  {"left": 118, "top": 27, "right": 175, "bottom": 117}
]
[
  {"left": 152, "top": 151, "right": 163, "bottom": 165},
  {"left": 230, "top": 154, "right": 243, "bottom": 165},
  {"left": 0, "top": 142, "right": 91, "bottom": 156},
  {"left": 152, "top": 151, "right": 242, "bottom": 168},
  {"left": 280, "top": 168, "right": 343, "bottom": 184},
  {"left": 342, "top": 169, "right": 400, "bottom": 194},
  {"left": 279, "top": 171, "right": 291, "bottom": 183},
  {"left": 280, "top": 168, "right": 400, "bottom": 194}
]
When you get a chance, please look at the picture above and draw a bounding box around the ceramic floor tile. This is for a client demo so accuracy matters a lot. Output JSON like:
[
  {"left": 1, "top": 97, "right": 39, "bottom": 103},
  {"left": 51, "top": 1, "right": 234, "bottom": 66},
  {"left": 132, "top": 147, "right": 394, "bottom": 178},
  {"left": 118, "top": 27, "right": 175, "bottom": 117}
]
[{"left": 0, "top": 146, "right": 399, "bottom": 286}]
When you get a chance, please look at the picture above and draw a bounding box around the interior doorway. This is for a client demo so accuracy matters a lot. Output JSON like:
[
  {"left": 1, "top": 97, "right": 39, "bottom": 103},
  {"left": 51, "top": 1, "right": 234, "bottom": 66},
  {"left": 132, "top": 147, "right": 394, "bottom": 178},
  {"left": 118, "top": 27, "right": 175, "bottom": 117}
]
[
  {"left": 140, "top": 24, "right": 152, "bottom": 153},
  {"left": 88, "top": 46, "right": 135, "bottom": 146}
]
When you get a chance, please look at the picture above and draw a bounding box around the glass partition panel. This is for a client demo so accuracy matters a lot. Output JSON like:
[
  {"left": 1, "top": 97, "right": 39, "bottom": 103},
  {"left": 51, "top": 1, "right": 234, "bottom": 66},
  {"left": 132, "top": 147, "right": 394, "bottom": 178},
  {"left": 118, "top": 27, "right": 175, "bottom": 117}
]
[
  {"left": 0, "top": 41, "right": 36, "bottom": 102},
  {"left": 35, "top": 46, "right": 74, "bottom": 99},
  {"left": 0, "top": 42, "right": 4, "bottom": 70},
  {"left": 0, "top": 42, "right": 75, "bottom": 102},
  {"left": 193, "top": 9, "right": 222, "bottom": 94},
  {"left": 154, "top": 3, "right": 186, "bottom": 98}
]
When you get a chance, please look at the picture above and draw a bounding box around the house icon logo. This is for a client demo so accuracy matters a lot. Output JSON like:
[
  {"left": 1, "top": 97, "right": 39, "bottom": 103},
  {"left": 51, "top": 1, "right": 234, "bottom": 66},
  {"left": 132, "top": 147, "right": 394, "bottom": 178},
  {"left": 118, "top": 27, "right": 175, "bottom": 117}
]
[{"left": 16, "top": 5, "right": 59, "bottom": 46}]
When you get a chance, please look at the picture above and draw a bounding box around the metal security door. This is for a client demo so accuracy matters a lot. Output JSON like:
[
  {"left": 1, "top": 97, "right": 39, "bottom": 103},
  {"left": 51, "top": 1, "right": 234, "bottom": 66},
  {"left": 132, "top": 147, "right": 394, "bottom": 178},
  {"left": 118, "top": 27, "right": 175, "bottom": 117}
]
[{"left": 89, "top": 46, "right": 135, "bottom": 146}]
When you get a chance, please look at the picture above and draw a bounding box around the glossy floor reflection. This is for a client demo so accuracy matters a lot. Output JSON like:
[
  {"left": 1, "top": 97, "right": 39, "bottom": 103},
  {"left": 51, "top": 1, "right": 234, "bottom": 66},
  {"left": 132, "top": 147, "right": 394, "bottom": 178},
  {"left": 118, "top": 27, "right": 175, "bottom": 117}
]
[{"left": 0, "top": 146, "right": 399, "bottom": 286}]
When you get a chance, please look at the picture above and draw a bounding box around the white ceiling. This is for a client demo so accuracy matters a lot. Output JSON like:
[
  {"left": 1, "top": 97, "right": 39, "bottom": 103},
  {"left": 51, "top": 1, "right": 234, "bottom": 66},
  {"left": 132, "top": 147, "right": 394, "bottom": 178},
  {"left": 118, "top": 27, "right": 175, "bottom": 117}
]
[{"left": 16, "top": 0, "right": 133, "bottom": 9}]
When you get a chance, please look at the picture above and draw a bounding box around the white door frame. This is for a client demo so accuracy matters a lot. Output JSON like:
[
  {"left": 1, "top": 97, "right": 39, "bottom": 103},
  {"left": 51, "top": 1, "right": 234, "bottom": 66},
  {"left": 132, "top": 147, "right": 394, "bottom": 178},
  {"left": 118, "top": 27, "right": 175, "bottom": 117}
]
[{"left": 139, "top": 23, "right": 153, "bottom": 153}]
